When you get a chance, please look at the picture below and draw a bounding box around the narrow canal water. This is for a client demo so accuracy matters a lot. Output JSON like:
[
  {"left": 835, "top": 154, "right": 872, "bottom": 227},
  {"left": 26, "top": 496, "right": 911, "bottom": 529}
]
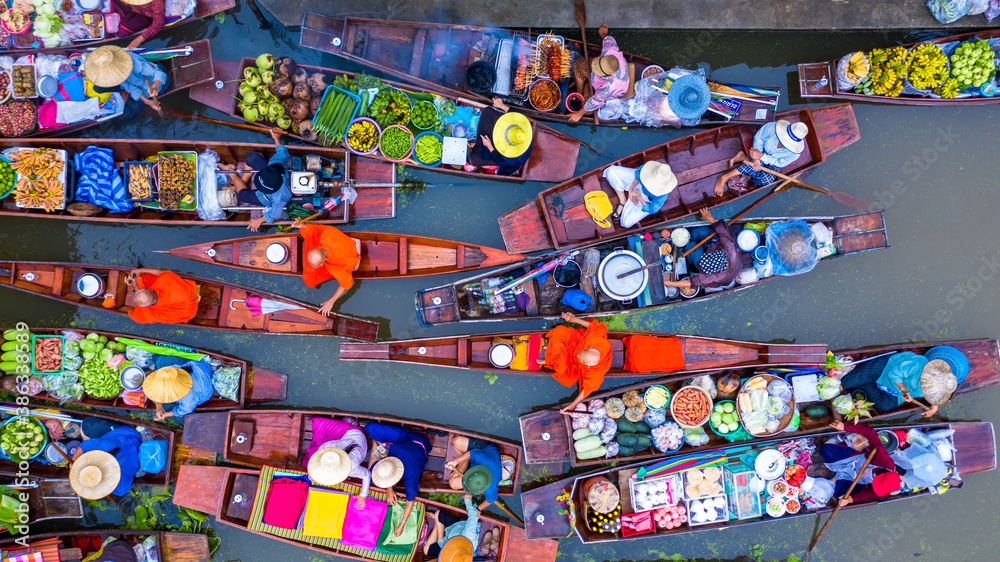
[{"left": 2, "top": 4, "right": 999, "bottom": 560}]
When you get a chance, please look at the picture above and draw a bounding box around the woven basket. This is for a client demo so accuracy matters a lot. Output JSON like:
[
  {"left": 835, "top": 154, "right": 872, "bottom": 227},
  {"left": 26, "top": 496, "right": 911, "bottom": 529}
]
[{"left": 66, "top": 202, "right": 103, "bottom": 217}]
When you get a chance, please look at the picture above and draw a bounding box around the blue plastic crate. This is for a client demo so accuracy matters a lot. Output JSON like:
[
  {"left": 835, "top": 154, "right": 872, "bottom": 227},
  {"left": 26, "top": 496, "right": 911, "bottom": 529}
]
[{"left": 315, "top": 83, "right": 361, "bottom": 137}]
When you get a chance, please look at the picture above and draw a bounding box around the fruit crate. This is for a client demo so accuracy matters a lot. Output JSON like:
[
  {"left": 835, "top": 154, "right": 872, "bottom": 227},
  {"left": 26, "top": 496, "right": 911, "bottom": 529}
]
[
  {"left": 0, "top": 155, "right": 14, "bottom": 200},
  {"left": 124, "top": 161, "right": 157, "bottom": 202},
  {"left": 30, "top": 334, "right": 64, "bottom": 376},
  {"left": 3, "top": 147, "right": 69, "bottom": 210}
]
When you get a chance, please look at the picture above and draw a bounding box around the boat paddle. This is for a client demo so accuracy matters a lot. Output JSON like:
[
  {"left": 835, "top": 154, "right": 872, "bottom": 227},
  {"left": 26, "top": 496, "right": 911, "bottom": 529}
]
[
  {"left": 573, "top": 0, "right": 599, "bottom": 126},
  {"left": 162, "top": 108, "right": 287, "bottom": 136},
  {"left": 492, "top": 499, "right": 526, "bottom": 528},
  {"left": 742, "top": 160, "right": 868, "bottom": 210},
  {"left": 805, "top": 448, "right": 877, "bottom": 559},
  {"left": 679, "top": 181, "right": 795, "bottom": 259}
]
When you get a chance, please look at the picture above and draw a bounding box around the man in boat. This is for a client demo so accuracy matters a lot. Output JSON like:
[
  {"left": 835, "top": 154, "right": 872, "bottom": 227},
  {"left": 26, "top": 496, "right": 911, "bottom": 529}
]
[
  {"left": 72, "top": 424, "right": 142, "bottom": 498},
  {"left": 84, "top": 45, "right": 169, "bottom": 119},
  {"left": 713, "top": 119, "right": 809, "bottom": 196},
  {"left": 423, "top": 494, "right": 499, "bottom": 560},
  {"left": 537, "top": 312, "right": 612, "bottom": 414},
  {"left": 569, "top": 24, "right": 631, "bottom": 124},
  {"left": 291, "top": 220, "right": 362, "bottom": 315},
  {"left": 444, "top": 436, "right": 501, "bottom": 510},
  {"left": 226, "top": 130, "right": 292, "bottom": 232},
  {"left": 141, "top": 362, "right": 214, "bottom": 421},
  {"left": 125, "top": 267, "right": 200, "bottom": 325},
  {"left": 837, "top": 346, "right": 965, "bottom": 418},
  {"left": 468, "top": 99, "right": 534, "bottom": 176},
  {"left": 110, "top": 0, "right": 165, "bottom": 51},
  {"left": 603, "top": 161, "right": 678, "bottom": 228},
  {"left": 364, "top": 423, "right": 430, "bottom": 536},
  {"left": 821, "top": 420, "right": 902, "bottom": 506},
  {"left": 663, "top": 209, "right": 741, "bottom": 292},
  {"left": 302, "top": 417, "right": 371, "bottom": 507}
]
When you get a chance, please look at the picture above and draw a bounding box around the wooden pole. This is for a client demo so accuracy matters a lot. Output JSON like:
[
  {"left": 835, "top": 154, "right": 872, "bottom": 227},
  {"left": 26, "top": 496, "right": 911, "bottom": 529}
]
[
  {"left": 742, "top": 160, "right": 868, "bottom": 210},
  {"left": 806, "top": 448, "right": 878, "bottom": 558},
  {"left": 679, "top": 181, "right": 794, "bottom": 259}
]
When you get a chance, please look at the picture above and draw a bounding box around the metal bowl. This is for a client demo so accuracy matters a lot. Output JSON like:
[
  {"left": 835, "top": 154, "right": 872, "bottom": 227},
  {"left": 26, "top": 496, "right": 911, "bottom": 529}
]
[
  {"left": 119, "top": 365, "right": 145, "bottom": 391},
  {"left": 265, "top": 242, "right": 289, "bottom": 265},
  {"left": 489, "top": 343, "right": 514, "bottom": 368},
  {"left": 597, "top": 249, "right": 648, "bottom": 302},
  {"left": 76, "top": 273, "right": 104, "bottom": 298}
]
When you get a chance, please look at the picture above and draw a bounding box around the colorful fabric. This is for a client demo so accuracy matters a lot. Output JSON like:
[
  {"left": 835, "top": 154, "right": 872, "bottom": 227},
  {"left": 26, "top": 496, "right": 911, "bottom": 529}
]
[
  {"left": 73, "top": 147, "right": 134, "bottom": 213},
  {"left": 341, "top": 495, "right": 390, "bottom": 550},
  {"left": 169, "top": 359, "right": 215, "bottom": 417},
  {"left": 364, "top": 423, "right": 430, "bottom": 502},
  {"left": 583, "top": 35, "right": 630, "bottom": 112},
  {"left": 128, "top": 271, "right": 200, "bottom": 325},
  {"left": 262, "top": 477, "right": 309, "bottom": 529},
  {"left": 303, "top": 417, "right": 371, "bottom": 498},
  {"left": 78, "top": 426, "right": 142, "bottom": 496},
  {"left": 623, "top": 335, "right": 685, "bottom": 373},
  {"left": 133, "top": 0, "right": 165, "bottom": 40},
  {"left": 248, "top": 465, "right": 420, "bottom": 562},
  {"left": 751, "top": 121, "right": 803, "bottom": 168},
  {"left": 54, "top": 72, "right": 86, "bottom": 102},
  {"left": 639, "top": 452, "right": 727, "bottom": 480},
  {"left": 544, "top": 320, "right": 612, "bottom": 399},
  {"left": 509, "top": 334, "right": 543, "bottom": 371},
  {"left": 301, "top": 224, "right": 361, "bottom": 290},
  {"left": 302, "top": 487, "right": 350, "bottom": 538},
  {"left": 1, "top": 537, "right": 59, "bottom": 562},
  {"left": 698, "top": 250, "right": 730, "bottom": 275},
  {"left": 380, "top": 499, "right": 424, "bottom": 548}
]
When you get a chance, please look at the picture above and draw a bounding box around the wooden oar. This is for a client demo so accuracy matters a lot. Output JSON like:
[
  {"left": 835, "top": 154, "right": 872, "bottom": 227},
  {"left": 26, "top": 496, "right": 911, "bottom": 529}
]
[
  {"left": 680, "top": 181, "right": 794, "bottom": 258},
  {"left": 805, "top": 448, "right": 877, "bottom": 559},
  {"left": 493, "top": 498, "right": 526, "bottom": 528},
  {"left": 742, "top": 160, "right": 868, "bottom": 210},
  {"left": 163, "top": 108, "right": 287, "bottom": 136},
  {"left": 573, "top": 0, "right": 599, "bottom": 125}
]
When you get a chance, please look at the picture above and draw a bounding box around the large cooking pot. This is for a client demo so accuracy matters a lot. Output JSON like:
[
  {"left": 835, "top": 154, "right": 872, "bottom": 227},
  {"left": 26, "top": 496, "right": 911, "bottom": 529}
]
[{"left": 597, "top": 249, "right": 648, "bottom": 304}]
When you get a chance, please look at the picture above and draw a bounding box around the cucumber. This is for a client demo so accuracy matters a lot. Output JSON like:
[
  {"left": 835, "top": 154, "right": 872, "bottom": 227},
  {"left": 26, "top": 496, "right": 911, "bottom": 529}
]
[
  {"left": 634, "top": 421, "right": 652, "bottom": 434},
  {"left": 616, "top": 419, "right": 636, "bottom": 433},
  {"left": 572, "top": 428, "right": 594, "bottom": 441},
  {"left": 618, "top": 445, "right": 635, "bottom": 456},
  {"left": 577, "top": 445, "right": 607, "bottom": 460},
  {"left": 634, "top": 434, "right": 652, "bottom": 448},
  {"left": 1, "top": 341, "right": 19, "bottom": 352},
  {"left": 0, "top": 361, "right": 21, "bottom": 372},
  {"left": 617, "top": 433, "right": 639, "bottom": 447},
  {"left": 573, "top": 435, "right": 603, "bottom": 454},
  {"left": 3, "top": 330, "right": 27, "bottom": 341},
  {"left": 1, "top": 351, "right": 25, "bottom": 363}
]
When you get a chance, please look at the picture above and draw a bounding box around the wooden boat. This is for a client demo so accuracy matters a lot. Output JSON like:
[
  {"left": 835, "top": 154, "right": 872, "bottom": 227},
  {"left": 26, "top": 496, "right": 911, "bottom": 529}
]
[
  {"left": 342, "top": 333, "right": 827, "bottom": 378},
  {"left": 498, "top": 104, "right": 860, "bottom": 254},
  {"left": 16, "top": 478, "right": 84, "bottom": 523},
  {"left": 0, "top": 401, "right": 176, "bottom": 487},
  {"left": 173, "top": 464, "right": 556, "bottom": 562},
  {"left": 299, "top": 14, "right": 781, "bottom": 127},
  {"left": 414, "top": 211, "right": 888, "bottom": 326},
  {"left": 190, "top": 58, "right": 582, "bottom": 183},
  {"left": 0, "top": 138, "right": 395, "bottom": 225},
  {"left": 518, "top": 338, "right": 1000, "bottom": 467},
  {"left": 14, "top": 327, "right": 287, "bottom": 412},
  {"left": 15, "top": 40, "right": 216, "bottom": 138},
  {"left": 0, "top": 261, "right": 380, "bottom": 342},
  {"left": 165, "top": 231, "right": 526, "bottom": 279},
  {"left": 798, "top": 29, "right": 1000, "bottom": 105},
  {"left": 5, "top": 0, "right": 233, "bottom": 57},
  {"left": 521, "top": 421, "right": 995, "bottom": 543},
  {"left": 0, "top": 530, "right": 209, "bottom": 562},
  {"left": 181, "top": 409, "right": 522, "bottom": 496}
]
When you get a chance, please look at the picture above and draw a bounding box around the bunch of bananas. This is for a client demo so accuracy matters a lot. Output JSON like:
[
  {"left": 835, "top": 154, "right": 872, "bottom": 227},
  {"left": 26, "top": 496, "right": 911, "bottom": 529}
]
[
  {"left": 844, "top": 51, "right": 870, "bottom": 83},
  {"left": 855, "top": 47, "right": 906, "bottom": 97},
  {"left": 906, "top": 43, "right": 949, "bottom": 90},
  {"left": 8, "top": 148, "right": 63, "bottom": 181},
  {"left": 14, "top": 178, "right": 65, "bottom": 212},
  {"left": 936, "top": 77, "right": 961, "bottom": 99}
]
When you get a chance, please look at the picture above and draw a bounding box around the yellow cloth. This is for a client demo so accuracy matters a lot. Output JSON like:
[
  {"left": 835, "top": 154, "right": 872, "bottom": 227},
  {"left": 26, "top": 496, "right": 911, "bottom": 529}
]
[
  {"left": 85, "top": 78, "right": 112, "bottom": 103},
  {"left": 302, "top": 487, "right": 350, "bottom": 538}
]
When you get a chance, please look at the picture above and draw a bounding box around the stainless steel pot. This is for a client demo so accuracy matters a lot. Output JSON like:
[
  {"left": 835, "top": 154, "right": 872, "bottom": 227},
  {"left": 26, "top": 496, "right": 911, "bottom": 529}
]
[{"left": 597, "top": 248, "right": 648, "bottom": 304}]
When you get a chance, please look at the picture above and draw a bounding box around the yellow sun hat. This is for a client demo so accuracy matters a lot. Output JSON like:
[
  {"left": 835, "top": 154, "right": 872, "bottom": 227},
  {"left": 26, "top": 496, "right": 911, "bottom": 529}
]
[{"left": 492, "top": 112, "right": 534, "bottom": 159}]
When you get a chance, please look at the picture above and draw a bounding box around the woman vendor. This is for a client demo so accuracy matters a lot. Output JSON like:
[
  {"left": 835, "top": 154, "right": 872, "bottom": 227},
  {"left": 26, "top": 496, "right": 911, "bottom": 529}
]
[
  {"left": 365, "top": 423, "right": 430, "bottom": 537},
  {"left": 142, "top": 362, "right": 215, "bottom": 421},
  {"left": 603, "top": 161, "right": 677, "bottom": 228},
  {"left": 111, "top": 0, "right": 165, "bottom": 51},
  {"left": 444, "top": 436, "right": 500, "bottom": 509},
  {"left": 302, "top": 417, "right": 371, "bottom": 507},
  {"left": 838, "top": 346, "right": 966, "bottom": 417},
  {"left": 821, "top": 421, "right": 902, "bottom": 506},
  {"left": 71, "top": 425, "right": 141, "bottom": 498},
  {"left": 84, "top": 45, "right": 169, "bottom": 119},
  {"left": 468, "top": 99, "right": 533, "bottom": 176},
  {"left": 537, "top": 312, "right": 612, "bottom": 414},
  {"left": 713, "top": 119, "right": 809, "bottom": 196},
  {"left": 568, "top": 24, "right": 630, "bottom": 124},
  {"left": 663, "top": 209, "right": 742, "bottom": 291}
]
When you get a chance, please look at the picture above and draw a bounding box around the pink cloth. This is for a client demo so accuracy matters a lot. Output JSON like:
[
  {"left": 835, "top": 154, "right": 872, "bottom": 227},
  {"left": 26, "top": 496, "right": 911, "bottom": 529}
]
[
  {"left": 262, "top": 478, "right": 309, "bottom": 529},
  {"left": 302, "top": 417, "right": 360, "bottom": 466},
  {"left": 341, "top": 496, "right": 389, "bottom": 550}
]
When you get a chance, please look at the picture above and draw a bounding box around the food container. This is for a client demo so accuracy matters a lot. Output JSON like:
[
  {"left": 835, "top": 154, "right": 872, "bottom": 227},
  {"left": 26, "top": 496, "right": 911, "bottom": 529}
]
[
  {"left": 642, "top": 65, "right": 665, "bottom": 79},
  {"left": 11, "top": 64, "right": 36, "bottom": 99},
  {"left": 30, "top": 334, "right": 64, "bottom": 376},
  {"left": 754, "top": 448, "right": 786, "bottom": 481},
  {"left": 736, "top": 228, "right": 761, "bottom": 252},
  {"left": 597, "top": 249, "right": 648, "bottom": 304},
  {"left": 440, "top": 136, "right": 468, "bottom": 166},
  {"left": 0, "top": 70, "right": 12, "bottom": 103},
  {"left": 0, "top": 155, "right": 14, "bottom": 199},
  {"left": 737, "top": 374, "right": 796, "bottom": 436},
  {"left": 629, "top": 473, "right": 679, "bottom": 512},
  {"left": 765, "top": 496, "right": 786, "bottom": 518},
  {"left": 685, "top": 494, "right": 728, "bottom": 527},
  {"left": 678, "top": 285, "right": 702, "bottom": 299},
  {"left": 682, "top": 467, "right": 723, "bottom": 500},
  {"left": 488, "top": 343, "right": 514, "bottom": 368},
  {"left": 670, "top": 385, "right": 712, "bottom": 428},
  {"left": 73, "top": 13, "right": 105, "bottom": 41},
  {"left": 156, "top": 151, "right": 198, "bottom": 212},
  {"left": 36, "top": 74, "right": 57, "bottom": 98},
  {"left": 44, "top": 442, "right": 69, "bottom": 467},
  {"left": 0, "top": 415, "right": 48, "bottom": 462},
  {"left": 784, "top": 497, "right": 801, "bottom": 514},
  {"left": 643, "top": 385, "right": 670, "bottom": 411},
  {"left": 878, "top": 429, "right": 900, "bottom": 453},
  {"left": 620, "top": 511, "right": 655, "bottom": 537},
  {"left": 75, "top": 273, "right": 104, "bottom": 298},
  {"left": 344, "top": 117, "right": 380, "bottom": 156},
  {"left": 6, "top": 147, "right": 69, "bottom": 210},
  {"left": 378, "top": 124, "right": 414, "bottom": 163},
  {"left": 119, "top": 365, "right": 145, "bottom": 391},
  {"left": 124, "top": 161, "right": 156, "bottom": 202},
  {"left": 528, "top": 78, "right": 561, "bottom": 112},
  {"left": 412, "top": 131, "right": 443, "bottom": 167},
  {"left": 767, "top": 479, "right": 790, "bottom": 498},
  {"left": 76, "top": 0, "right": 102, "bottom": 10},
  {"left": 708, "top": 399, "right": 746, "bottom": 438},
  {"left": 565, "top": 92, "right": 585, "bottom": 112},
  {"left": 0, "top": 9, "right": 32, "bottom": 35},
  {"left": 265, "top": 242, "right": 289, "bottom": 265},
  {"left": 409, "top": 101, "right": 439, "bottom": 130},
  {"left": 724, "top": 469, "right": 762, "bottom": 520}
]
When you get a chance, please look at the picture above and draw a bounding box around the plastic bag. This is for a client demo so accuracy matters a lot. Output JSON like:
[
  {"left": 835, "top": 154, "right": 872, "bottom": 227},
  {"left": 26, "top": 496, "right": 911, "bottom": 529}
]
[
  {"left": 197, "top": 149, "right": 226, "bottom": 221},
  {"left": 968, "top": 0, "right": 990, "bottom": 13},
  {"left": 622, "top": 67, "right": 705, "bottom": 128},
  {"left": 766, "top": 396, "right": 790, "bottom": 418},
  {"left": 643, "top": 408, "right": 667, "bottom": 428},
  {"left": 742, "top": 411, "right": 767, "bottom": 434},
  {"left": 689, "top": 375, "right": 717, "bottom": 399},
  {"left": 61, "top": 330, "right": 85, "bottom": 343},
  {"left": 750, "top": 389, "right": 768, "bottom": 412},
  {"left": 836, "top": 52, "right": 866, "bottom": 92},
  {"left": 125, "top": 346, "right": 155, "bottom": 368},
  {"left": 832, "top": 394, "right": 853, "bottom": 415},
  {"left": 986, "top": 0, "right": 1000, "bottom": 22},
  {"left": 766, "top": 221, "right": 818, "bottom": 276},
  {"left": 767, "top": 380, "right": 793, "bottom": 402},
  {"left": 212, "top": 364, "right": 241, "bottom": 402},
  {"left": 605, "top": 441, "right": 620, "bottom": 457},
  {"left": 600, "top": 418, "right": 617, "bottom": 444},
  {"left": 804, "top": 478, "right": 835, "bottom": 509},
  {"left": 588, "top": 416, "right": 605, "bottom": 435},
  {"left": 683, "top": 426, "right": 709, "bottom": 447},
  {"left": 928, "top": 0, "right": 971, "bottom": 23},
  {"left": 816, "top": 376, "right": 842, "bottom": 399}
]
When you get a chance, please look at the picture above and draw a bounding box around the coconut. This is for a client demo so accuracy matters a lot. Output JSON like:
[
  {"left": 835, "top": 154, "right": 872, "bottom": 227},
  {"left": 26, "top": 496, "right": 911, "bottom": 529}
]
[
  {"left": 307, "top": 72, "right": 329, "bottom": 96},
  {"left": 240, "top": 104, "right": 259, "bottom": 122},
  {"left": 260, "top": 69, "right": 277, "bottom": 86},
  {"left": 276, "top": 57, "right": 297, "bottom": 78},
  {"left": 282, "top": 97, "right": 297, "bottom": 115},
  {"left": 242, "top": 68, "right": 261, "bottom": 88},
  {"left": 296, "top": 119, "right": 317, "bottom": 142},
  {"left": 256, "top": 53, "right": 275, "bottom": 71},
  {"left": 276, "top": 115, "right": 293, "bottom": 130},
  {"left": 267, "top": 102, "right": 285, "bottom": 122},
  {"left": 241, "top": 89, "right": 259, "bottom": 106},
  {"left": 288, "top": 99, "right": 310, "bottom": 122},
  {"left": 269, "top": 76, "right": 293, "bottom": 99},
  {"left": 291, "top": 67, "right": 309, "bottom": 85},
  {"left": 293, "top": 82, "right": 312, "bottom": 102},
  {"left": 310, "top": 96, "right": 321, "bottom": 115}
]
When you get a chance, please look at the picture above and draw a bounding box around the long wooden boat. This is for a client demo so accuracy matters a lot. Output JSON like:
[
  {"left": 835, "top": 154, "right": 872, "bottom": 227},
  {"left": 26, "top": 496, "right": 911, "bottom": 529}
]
[
  {"left": 190, "top": 59, "right": 582, "bottom": 183},
  {"left": 0, "top": 262, "right": 380, "bottom": 342},
  {"left": 0, "top": 530, "right": 208, "bottom": 562},
  {"left": 11, "top": 327, "right": 287, "bottom": 412},
  {"left": 5, "top": 0, "right": 233, "bottom": 57},
  {"left": 518, "top": 338, "right": 999, "bottom": 467},
  {"left": 0, "top": 401, "right": 176, "bottom": 487},
  {"left": 173, "top": 464, "right": 557, "bottom": 562},
  {"left": 414, "top": 211, "right": 888, "bottom": 326},
  {"left": 181, "top": 409, "right": 522, "bottom": 497},
  {"left": 798, "top": 29, "right": 1000, "bottom": 105},
  {"left": 521, "top": 421, "right": 995, "bottom": 543},
  {"left": 299, "top": 14, "right": 780, "bottom": 127},
  {"left": 14, "top": 478, "right": 84, "bottom": 523},
  {"left": 0, "top": 138, "right": 396, "bottom": 225},
  {"left": 165, "top": 231, "right": 526, "bottom": 279},
  {"left": 342, "top": 333, "right": 827, "bottom": 377},
  {"left": 15, "top": 40, "right": 216, "bottom": 138},
  {"left": 499, "top": 104, "right": 859, "bottom": 254}
]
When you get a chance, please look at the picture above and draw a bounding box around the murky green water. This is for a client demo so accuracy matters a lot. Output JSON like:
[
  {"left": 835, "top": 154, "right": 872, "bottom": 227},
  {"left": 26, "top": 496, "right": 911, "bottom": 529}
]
[{"left": 2, "top": 6, "right": 999, "bottom": 560}]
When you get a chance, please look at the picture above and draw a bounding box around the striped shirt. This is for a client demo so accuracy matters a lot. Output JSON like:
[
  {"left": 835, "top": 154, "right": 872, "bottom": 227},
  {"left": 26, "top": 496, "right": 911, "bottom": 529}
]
[{"left": 134, "top": 0, "right": 165, "bottom": 40}]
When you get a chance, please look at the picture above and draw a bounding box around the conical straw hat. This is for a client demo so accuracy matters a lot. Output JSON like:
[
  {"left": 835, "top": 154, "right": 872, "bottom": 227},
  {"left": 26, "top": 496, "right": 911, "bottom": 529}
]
[
  {"left": 142, "top": 366, "right": 194, "bottom": 403},
  {"left": 84, "top": 46, "right": 134, "bottom": 88},
  {"left": 371, "top": 457, "right": 404, "bottom": 488},
  {"left": 70, "top": 450, "right": 121, "bottom": 500},
  {"left": 308, "top": 447, "right": 353, "bottom": 486}
]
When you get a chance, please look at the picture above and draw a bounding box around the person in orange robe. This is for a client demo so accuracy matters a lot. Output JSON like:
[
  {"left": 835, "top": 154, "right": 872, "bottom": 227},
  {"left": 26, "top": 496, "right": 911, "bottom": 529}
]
[
  {"left": 537, "top": 312, "right": 613, "bottom": 413},
  {"left": 295, "top": 220, "right": 362, "bottom": 315},
  {"left": 125, "top": 268, "right": 200, "bottom": 325}
]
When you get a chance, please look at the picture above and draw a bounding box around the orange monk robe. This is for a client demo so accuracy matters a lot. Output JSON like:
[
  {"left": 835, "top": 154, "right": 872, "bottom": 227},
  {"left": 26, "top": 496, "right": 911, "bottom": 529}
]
[
  {"left": 543, "top": 320, "right": 612, "bottom": 399},
  {"left": 128, "top": 271, "right": 200, "bottom": 325},
  {"left": 301, "top": 224, "right": 361, "bottom": 290}
]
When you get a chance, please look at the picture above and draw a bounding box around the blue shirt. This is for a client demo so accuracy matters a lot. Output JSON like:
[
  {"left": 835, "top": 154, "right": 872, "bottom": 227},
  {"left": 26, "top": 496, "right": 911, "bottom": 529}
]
[
  {"left": 469, "top": 444, "right": 502, "bottom": 504},
  {"left": 752, "top": 122, "right": 802, "bottom": 169},
  {"left": 118, "top": 52, "right": 169, "bottom": 103},
  {"left": 634, "top": 168, "right": 670, "bottom": 214},
  {"left": 364, "top": 423, "right": 430, "bottom": 502},
  {"left": 79, "top": 426, "right": 142, "bottom": 496},
  {"left": 258, "top": 145, "right": 292, "bottom": 223},
  {"left": 439, "top": 497, "right": 481, "bottom": 547},
  {"left": 876, "top": 352, "right": 929, "bottom": 406},
  {"left": 170, "top": 359, "right": 215, "bottom": 418}
]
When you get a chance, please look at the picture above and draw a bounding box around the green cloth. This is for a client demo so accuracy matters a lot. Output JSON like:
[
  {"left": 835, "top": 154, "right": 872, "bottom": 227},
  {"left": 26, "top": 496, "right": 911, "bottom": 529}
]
[
  {"left": 116, "top": 337, "right": 207, "bottom": 362},
  {"left": 377, "top": 501, "right": 422, "bottom": 554}
]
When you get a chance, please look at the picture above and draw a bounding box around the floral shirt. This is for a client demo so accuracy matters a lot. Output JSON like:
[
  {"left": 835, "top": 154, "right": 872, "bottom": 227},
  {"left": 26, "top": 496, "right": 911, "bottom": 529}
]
[{"left": 584, "top": 35, "right": 630, "bottom": 112}]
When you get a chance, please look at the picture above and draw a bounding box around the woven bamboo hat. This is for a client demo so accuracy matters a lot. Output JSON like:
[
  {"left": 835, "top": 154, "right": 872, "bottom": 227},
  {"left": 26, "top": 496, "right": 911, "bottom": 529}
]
[
  {"left": 492, "top": 112, "right": 533, "bottom": 159},
  {"left": 591, "top": 55, "right": 620, "bottom": 78},
  {"left": 371, "top": 457, "right": 404, "bottom": 488},
  {"left": 83, "top": 46, "right": 134, "bottom": 88},
  {"left": 70, "top": 451, "right": 121, "bottom": 500},
  {"left": 438, "top": 536, "right": 474, "bottom": 562},
  {"left": 120, "top": 0, "right": 154, "bottom": 5},
  {"left": 308, "top": 447, "right": 353, "bottom": 486},
  {"left": 143, "top": 366, "right": 194, "bottom": 403},
  {"left": 920, "top": 359, "right": 958, "bottom": 406}
]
